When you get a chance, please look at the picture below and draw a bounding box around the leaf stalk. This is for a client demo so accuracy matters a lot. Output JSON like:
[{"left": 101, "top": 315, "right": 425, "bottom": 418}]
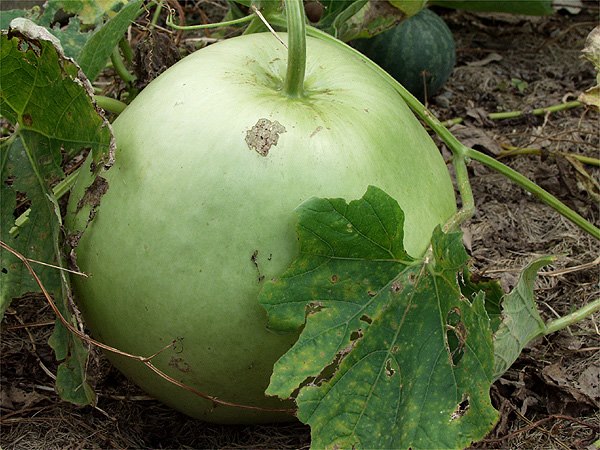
[
  {"left": 94, "top": 95, "right": 127, "bottom": 114},
  {"left": 110, "top": 47, "right": 136, "bottom": 84},
  {"left": 541, "top": 297, "right": 600, "bottom": 336}
]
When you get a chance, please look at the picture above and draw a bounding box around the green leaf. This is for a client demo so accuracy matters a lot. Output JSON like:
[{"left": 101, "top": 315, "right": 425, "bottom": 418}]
[
  {"left": 389, "top": 0, "right": 427, "bottom": 16},
  {"left": 333, "top": 0, "right": 407, "bottom": 42},
  {"left": 0, "top": 7, "right": 91, "bottom": 61},
  {"left": 460, "top": 269, "right": 504, "bottom": 332},
  {"left": 428, "top": 0, "right": 554, "bottom": 16},
  {"left": 0, "top": 18, "right": 111, "bottom": 406},
  {"left": 1, "top": 19, "right": 113, "bottom": 165},
  {"left": 312, "top": 0, "right": 357, "bottom": 31},
  {"left": 41, "top": 0, "right": 129, "bottom": 26},
  {"left": 492, "top": 256, "right": 554, "bottom": 380},
  {"left": 51, "top": 321, "right": 96, "bottom": 405},
  {"left": 261, "top": 186, "right": 412, "bottom": 396},
  {"left": 77, "top": 0, "right": 142, "bottom": 81},
  {"left": 259, "top": 187, "right": 498, "bottom": 449},
  {"left": 1, "top": 136, "right": 61, "bottom": 317},
  {"left": 49, "top": 17, "right": 91, "bottom": 60}
]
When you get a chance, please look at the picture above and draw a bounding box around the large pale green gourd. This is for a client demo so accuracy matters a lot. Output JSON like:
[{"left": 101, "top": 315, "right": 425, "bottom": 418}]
[{"left": 67, "top": 32, "right": 456, "bottom": 424}]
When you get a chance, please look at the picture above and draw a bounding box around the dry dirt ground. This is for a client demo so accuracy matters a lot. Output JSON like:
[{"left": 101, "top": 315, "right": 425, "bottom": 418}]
[{"left": 1, "top": 2, "right": 599, "bottom": 449}]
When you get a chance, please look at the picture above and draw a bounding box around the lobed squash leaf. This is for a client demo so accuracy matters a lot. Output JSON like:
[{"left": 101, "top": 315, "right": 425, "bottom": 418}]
[
  {"left": 259, "top": 186, "right": 499, "bottom": 449},
  {"left": 0, "top": 136, "right": 61, "bottom": 317},
  {"left": 0, "top": 19, "right": 113, "bottom": 405}
]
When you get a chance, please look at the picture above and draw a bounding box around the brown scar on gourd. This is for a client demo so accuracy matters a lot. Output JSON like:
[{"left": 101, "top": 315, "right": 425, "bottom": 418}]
[
  {"left": 76, "top": 176, "right": 109, "bottom": 213},
  {"left": 245, "top": 118, "right": 286, "bottom": 156},
  {"left": 67, "top": 176, "right": 110, "bottom": 269}
]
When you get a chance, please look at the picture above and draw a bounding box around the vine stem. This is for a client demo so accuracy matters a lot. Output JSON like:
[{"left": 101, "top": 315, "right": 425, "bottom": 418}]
[
  {"left": 94, "top": 95, "right": 127, "bottom": 114},
  {"left": 488, "top": 100, "right": 582, "bottom": 120},
  {"left": 498, "top": 146, "right": 600, "bottom": 167},
  {"left": 466, "top": 147, "right": 600, "bottom": 239},
  {"left": 541, "top": 297, "right": 600, "bottom": 336},
  {"left": 166, "top": 12, "right": 255, "bottom": 30},
  {"left": 110, "top": 47, "right": 136, "bottom": 84},
  {"left": 151, "top": 0, "right": 164, "bottom": 27},
  {"left": 442, "top": 100, "right": 583, "bottom": 125},
  {"left": 277, "top": 21, "right": 600, "bottom": 240},
  {"left": 283, "top": 0, "right": 306, "bottom": 98},
  {"left": 443, "top": 155, "right": 475, "bottom": 232}
]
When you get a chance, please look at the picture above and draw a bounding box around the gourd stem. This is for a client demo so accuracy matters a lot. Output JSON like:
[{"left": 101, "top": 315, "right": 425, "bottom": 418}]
[
  {"left": 283, "top": 0, "right": 306, "bottom": 98},
  {"left": 285, "top": 22, "right": 600, "bottom": 240}
]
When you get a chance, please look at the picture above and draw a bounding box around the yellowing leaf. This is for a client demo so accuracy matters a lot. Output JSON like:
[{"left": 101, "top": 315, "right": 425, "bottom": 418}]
[{"left": 259, "top": 187, "right": 498, "bottom": 449}]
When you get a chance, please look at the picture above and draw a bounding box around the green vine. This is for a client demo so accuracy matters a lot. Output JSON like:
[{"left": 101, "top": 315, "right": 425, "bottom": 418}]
[
  {"left": 165, "top": 12, "right": 255, "bottom": 30},
  {"left": 110, "top": 47, "right": 136, "bottom": 84},
  {"left": 542, "top": 297, "right": 600, "bottom": 336},
  {"left": 94, "top": 95, "right": 128, "bottom": 114}
]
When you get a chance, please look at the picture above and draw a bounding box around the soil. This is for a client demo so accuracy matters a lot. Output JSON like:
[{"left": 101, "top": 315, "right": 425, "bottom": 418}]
[{"left": 1, "top": 1, "right": 599, "bottom": 449}]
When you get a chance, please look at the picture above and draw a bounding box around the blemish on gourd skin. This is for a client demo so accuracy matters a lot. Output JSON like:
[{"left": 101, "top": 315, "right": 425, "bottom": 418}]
[
  {"left": 245, "top": 118, "right": 286, "bottom": 156},
  {"left": 169, "top": 356, "right": 191, "bottom": 373},
  {"left": 76, "top": 176, "right": 109, "bottom": 213},
  {"left": 250, "top": 250, "right": 265, "bottom": 283}
]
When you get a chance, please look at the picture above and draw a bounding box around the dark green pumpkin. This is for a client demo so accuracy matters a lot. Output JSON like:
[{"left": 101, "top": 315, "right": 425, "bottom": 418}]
[{"left": 353, "top": 8, "right": 456, "bottom": 100}]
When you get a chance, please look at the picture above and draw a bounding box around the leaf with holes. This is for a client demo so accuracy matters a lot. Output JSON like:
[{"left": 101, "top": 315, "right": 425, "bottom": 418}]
[
  {"left": 259, "top": 186, "right": 498, "bottom": 449},
  {"left": 40, "top": 0, "right": 129, "bottom": 26},
  {"left": 460, "top": 269, "right": 504, "bottom": 332},
  {"left": 3, "top": 1, "right": 141, "bottom": 81},
  {"left": 0, "top": 18, "right": 112, "bottom": 405},
  {"left": 0, "top": 136, "right": 62, "bottom": 317}
]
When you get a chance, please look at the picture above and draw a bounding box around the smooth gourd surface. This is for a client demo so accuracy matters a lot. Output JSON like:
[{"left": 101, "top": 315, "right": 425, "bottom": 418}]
[{"left": 67, "top": 32, "right": 456, "bottom": 424}]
